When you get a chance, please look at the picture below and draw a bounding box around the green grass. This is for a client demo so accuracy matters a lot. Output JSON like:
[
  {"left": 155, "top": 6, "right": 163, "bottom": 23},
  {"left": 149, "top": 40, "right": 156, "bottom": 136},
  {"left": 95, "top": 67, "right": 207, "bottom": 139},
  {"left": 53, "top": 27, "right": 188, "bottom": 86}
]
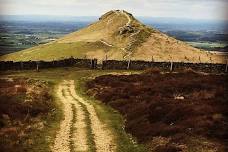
[
  {"left": 187, "top": 41, "right": 227, "bottom": 51},
  {"left": 0, "top": 41, "right": 110, "bottom": 61},
  {"left": 1, "top": 67, "right": 146, "bottom": 151},
  {"left": 0, "top": 12, "right": 157, "bottom": 62},
  {"left": 92, "top": 100, "right": 147, "bottom": 152},
  {"left": 73, "top": 69, "right": 147, "bottom": 152}
]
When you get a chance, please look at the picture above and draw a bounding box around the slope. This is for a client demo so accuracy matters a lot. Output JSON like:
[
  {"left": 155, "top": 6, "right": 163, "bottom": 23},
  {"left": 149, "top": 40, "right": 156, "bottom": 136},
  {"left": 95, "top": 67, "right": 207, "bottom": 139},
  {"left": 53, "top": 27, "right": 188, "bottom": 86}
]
[{"left": 0, "top": 10, "right": 225, "bottom": 63}]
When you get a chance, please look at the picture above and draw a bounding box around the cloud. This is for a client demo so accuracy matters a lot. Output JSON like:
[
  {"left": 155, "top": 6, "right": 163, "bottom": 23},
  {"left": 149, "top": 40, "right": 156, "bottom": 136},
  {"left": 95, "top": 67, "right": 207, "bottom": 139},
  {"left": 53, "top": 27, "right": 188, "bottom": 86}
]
[{"left": 0, "top": 0, "right": 227, "bottom": 20}]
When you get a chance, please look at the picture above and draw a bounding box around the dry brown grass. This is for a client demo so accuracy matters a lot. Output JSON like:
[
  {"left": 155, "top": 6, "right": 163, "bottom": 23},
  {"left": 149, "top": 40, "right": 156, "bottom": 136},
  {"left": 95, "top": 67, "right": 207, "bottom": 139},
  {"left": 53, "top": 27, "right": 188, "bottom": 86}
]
[{"left": 133, "top": 32, "right": 226, "bottom": 63}]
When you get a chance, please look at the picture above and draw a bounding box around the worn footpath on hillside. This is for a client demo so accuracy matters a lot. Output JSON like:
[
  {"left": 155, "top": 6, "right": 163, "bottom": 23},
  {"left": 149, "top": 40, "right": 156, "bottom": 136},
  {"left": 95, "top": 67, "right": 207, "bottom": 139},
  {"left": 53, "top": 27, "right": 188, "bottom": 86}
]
[{"left": 52, "top": 80, "right": 116, "bottom": 152}]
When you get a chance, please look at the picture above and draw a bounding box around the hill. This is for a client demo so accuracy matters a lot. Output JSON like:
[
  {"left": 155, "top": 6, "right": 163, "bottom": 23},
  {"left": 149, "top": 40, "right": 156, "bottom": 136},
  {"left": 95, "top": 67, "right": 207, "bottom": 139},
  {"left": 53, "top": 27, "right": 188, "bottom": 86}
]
[{"left": 0, "top": 10, "right": 226, "bottom": 63}]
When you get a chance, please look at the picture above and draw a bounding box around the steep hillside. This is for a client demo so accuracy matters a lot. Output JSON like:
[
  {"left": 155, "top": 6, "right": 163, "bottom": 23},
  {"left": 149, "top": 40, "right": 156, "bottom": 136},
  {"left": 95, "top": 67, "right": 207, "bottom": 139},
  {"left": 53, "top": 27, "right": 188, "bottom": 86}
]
[{"left": 0, "top": 10, "right": 226, "bottom": 63}]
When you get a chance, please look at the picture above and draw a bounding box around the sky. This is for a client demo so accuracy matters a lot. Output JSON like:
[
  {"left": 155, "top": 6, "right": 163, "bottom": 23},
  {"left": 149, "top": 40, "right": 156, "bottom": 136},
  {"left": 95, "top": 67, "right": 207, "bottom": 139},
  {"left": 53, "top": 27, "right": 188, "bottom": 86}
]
[{"left": 0, "top": 0, "right": 228, "bottom": 20}]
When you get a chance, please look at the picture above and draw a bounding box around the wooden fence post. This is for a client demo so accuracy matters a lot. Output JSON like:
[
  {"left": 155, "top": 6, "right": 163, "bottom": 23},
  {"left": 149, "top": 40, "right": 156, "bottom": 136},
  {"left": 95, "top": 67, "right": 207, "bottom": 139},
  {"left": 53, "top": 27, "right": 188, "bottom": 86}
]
[
  {"left": 36, "top": 62, "right": 39, "bottom": 72},
  {"left": 70, "top": 56, "right": 74, "bottom": 65},
  {"left": 93, "top": 59, "right": 97, "bottom": 69},
  {"left": 101, "top": 60, "right": 104, "bottom": 70},
  {"left": 225, "top": 59, "right": 228, "bottom": 73},
  {"left": 150, "top": 56, "right": 154, "bottom": 67},
  {"left": 170, "top": 61, "right": 173, "bottom": 72},
  {"left": 20, "top": 62, "right": 23, "bottom": 70},
  {"left": 127, "top": 59, "right": 131, "bottom": 70},
  {"left": 91, "top": 59, "right": 95, "bottom": 69}
]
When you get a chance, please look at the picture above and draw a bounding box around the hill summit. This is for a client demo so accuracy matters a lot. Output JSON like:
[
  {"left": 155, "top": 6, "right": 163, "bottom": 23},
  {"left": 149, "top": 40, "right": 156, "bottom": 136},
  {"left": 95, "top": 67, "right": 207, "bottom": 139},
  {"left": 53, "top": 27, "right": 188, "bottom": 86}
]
[{"left": 0, "top": 10, "right": 225, "bottom": 63}]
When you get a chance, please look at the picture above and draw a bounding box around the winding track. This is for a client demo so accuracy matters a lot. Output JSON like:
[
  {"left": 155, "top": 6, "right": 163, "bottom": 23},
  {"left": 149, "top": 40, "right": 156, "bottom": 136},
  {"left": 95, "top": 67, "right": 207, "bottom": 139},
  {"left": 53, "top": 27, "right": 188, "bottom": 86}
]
[
  {"left": 101, "top": 10, "right": 142, "bottom": 60},
  {"left": 100, "top": 40, "right": 114, "bottom": 47},
  {"left": 117, "top": 10, "right": 140, "bottom": 60},
  {"left": 52, "top": 80, "right": 115, "bottom": 152},
  {"left": 52, "top": 85, "right": 73, "bottom": 152},
  {"left": 120, "top": 10, "right": 131, "bottom": 26}
]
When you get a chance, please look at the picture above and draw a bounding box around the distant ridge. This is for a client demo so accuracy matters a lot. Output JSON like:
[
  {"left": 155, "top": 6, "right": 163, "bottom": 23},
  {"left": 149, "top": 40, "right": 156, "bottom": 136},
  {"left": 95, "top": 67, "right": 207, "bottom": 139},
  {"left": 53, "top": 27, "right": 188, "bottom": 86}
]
[
  {"left": 0, "top": 10, "right": 226, "bottom": 63},
  {"left": 0, "top": 15, "right": 98, "bottom": 22}
]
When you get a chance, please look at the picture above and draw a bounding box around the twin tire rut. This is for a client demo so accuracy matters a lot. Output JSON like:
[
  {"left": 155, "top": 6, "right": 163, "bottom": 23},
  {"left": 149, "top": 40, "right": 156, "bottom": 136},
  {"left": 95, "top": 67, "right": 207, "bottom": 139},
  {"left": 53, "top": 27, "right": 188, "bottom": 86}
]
[{"left": 52, "top": 80, "right": 115, "bottom": 152}]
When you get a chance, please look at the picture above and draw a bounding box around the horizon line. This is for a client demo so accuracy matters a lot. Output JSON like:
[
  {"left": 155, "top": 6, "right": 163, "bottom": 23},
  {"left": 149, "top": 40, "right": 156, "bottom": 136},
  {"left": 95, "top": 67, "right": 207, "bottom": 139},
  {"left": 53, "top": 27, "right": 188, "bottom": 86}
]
[{"left": 0, "top": 15, "right": 228, "bottom": 22}]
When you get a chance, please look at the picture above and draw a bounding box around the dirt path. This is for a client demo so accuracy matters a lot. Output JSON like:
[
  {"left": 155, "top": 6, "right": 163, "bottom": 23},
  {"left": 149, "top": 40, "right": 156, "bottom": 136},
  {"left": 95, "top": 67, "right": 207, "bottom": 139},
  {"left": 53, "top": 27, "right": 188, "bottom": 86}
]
[
  {"left": 113, "top": 10, "right": 131, "bottom": 26},
  {"left": 120, "top": 10, "right": 131, "bottom": 26},
  {"left": 52, "top": 80, "right": 116, "bottom": 152},
  {"left": 52, "top": 85, "right": 73, "bottom": 152},
  {"left": 103, "top": 10, "right": 139, "bottom": 60},
  {"left": 64, "top": 87, "right": 88, "bottom": 151},
  {"left": 115, "top": 10, "right": 140, "bottom": 60},
  {"left": 100, "top": 40, "right": 114, "bottom": 47}
]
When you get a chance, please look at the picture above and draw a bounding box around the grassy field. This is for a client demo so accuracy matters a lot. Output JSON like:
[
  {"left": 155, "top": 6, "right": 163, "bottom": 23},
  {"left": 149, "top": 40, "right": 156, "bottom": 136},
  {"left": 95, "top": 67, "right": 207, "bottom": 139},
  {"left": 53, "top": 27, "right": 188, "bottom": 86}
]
[
  {"left": 0, "top": 67, "right": 146, "bottom": 152},
  {"left": 187, "top": 41, "right": 227, "bottom": 51},
  {"left": 0, "top": 41, "right": 112, "bottom": 61}
]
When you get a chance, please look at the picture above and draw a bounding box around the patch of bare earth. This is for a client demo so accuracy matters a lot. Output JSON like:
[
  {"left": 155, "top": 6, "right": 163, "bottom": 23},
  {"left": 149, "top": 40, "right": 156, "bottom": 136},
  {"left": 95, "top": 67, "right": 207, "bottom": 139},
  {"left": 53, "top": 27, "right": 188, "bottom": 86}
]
[
  {"left": 52, "top": 80, "right": 116, "bottom": 152},
  {"left": 52, "top": 85, "right": 73, "bottom": 152}
]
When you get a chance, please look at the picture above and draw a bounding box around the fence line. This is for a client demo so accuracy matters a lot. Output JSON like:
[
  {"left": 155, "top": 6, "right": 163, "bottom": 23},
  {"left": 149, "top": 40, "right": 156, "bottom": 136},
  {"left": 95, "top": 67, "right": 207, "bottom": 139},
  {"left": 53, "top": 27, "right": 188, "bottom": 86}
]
[
  {"left": 101, "top": 60, "right": 227, "bottom": 73},
  {"left": 0, "top": 58, "right": 227, "bottom": 73},
  {"left": 0, "top": 58, "right": 97, "bottom": 71}
]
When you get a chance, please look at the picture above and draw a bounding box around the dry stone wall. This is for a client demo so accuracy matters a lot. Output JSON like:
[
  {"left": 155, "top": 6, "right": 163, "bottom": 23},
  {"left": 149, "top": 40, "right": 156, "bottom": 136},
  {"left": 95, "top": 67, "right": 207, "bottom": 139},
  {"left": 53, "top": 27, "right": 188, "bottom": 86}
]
[
  {"left": 0, "top": 58, "right": 97, "bottom": 71},
  {"left": 102, "top": 60, "right": 227, "bottom": 73},
  {"left": 0, "top": 58, "right": 227, "bottom": 73}
]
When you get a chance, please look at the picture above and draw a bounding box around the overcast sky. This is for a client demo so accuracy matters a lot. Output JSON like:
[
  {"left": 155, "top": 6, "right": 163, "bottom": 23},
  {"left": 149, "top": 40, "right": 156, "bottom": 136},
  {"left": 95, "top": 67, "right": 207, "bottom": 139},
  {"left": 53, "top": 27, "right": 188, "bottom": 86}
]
[{"left": 0, "top": 0, "right": 227, "bottom": 20}]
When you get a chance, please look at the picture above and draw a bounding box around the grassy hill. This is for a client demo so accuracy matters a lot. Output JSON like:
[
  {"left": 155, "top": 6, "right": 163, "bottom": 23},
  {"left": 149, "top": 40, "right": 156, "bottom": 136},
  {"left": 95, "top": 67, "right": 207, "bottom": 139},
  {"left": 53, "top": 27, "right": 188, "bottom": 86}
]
[{"left": 0, "top": 10, "right": 226, "bottom": 63}]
